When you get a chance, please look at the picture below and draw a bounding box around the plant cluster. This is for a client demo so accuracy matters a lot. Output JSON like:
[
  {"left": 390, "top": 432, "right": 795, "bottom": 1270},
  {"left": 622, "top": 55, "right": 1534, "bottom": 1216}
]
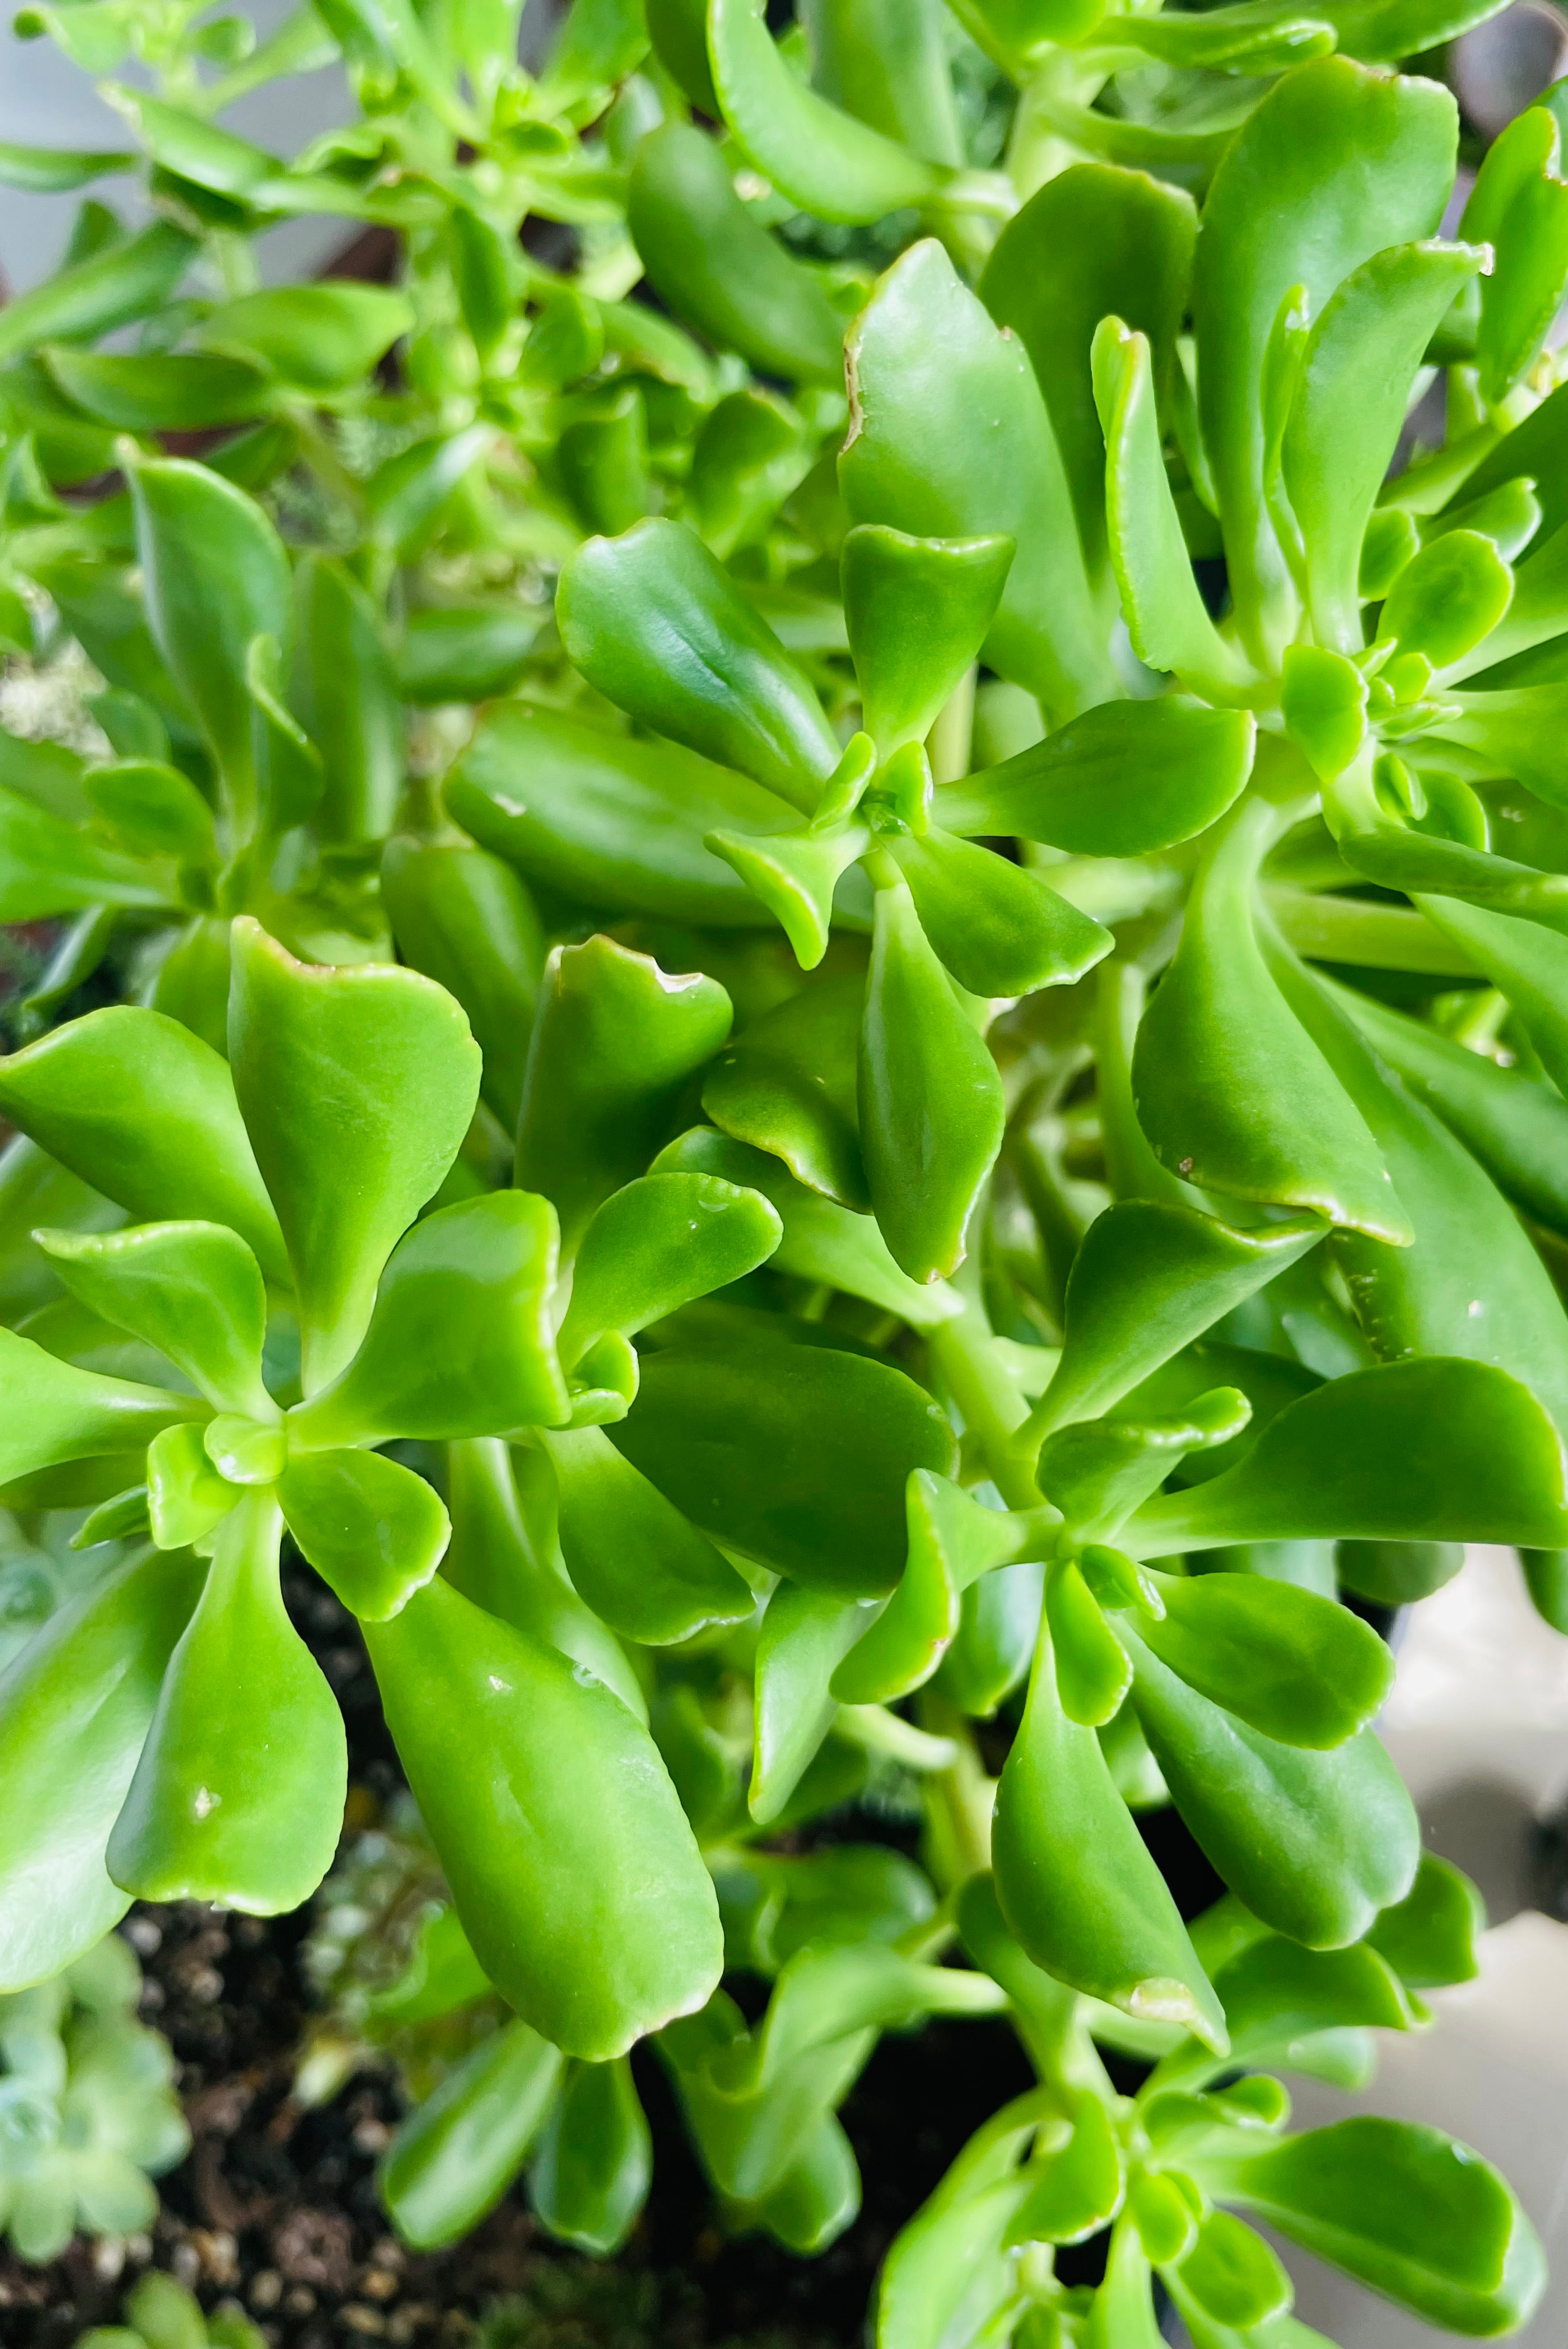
[
  {"left": 3, "top": 0, "right": 1568, "bottom": 2343},
  {"left": 0, "top": 1930, "right": 187, "bottom": 2266}
]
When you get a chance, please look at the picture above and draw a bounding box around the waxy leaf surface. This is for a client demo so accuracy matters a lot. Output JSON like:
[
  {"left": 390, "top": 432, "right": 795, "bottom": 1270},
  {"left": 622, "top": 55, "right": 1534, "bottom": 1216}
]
[
  {"left": 367, "top": 1576, "right": 724, "bottom": 2060},
  {"left": 228, "top": 920, "right": 480, "bottom": 1390}
]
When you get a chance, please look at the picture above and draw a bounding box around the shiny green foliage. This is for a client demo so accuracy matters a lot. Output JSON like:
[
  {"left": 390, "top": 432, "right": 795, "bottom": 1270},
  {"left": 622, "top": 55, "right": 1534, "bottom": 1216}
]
[{"left": 0, "top": 4, "right": 1561, "bottom": 2342}]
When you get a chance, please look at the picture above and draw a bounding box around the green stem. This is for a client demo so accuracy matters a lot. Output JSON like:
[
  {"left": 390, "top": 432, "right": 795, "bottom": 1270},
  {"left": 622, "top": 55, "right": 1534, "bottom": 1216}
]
[
  {"left": 917, "top": 1693, "right": 997, "bottom": 1889},
  {"left": 929, "top": 1303, "right": 1041, "bottom": 1512}
]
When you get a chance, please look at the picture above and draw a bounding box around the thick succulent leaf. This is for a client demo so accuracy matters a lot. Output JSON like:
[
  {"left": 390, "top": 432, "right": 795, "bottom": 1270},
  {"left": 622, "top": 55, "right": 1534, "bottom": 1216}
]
[
  {"left": 289, "top": 553, "right": 402, "bottom": 846},
  {"left": 278, "top": 1449, "right": 450, "bottom": 1622},
  {"left": 704, "top": 817, "right": 870, "bottom": 972},
  {"left": 557, "top": 1173, "right": 780, "bottom": 1370},
  {"left": 874, "top": 2093, "right": 1050, "bottom": 2349},
  {"left": 0, "top": 219, "right": 195, "bottom": 365},
  {"left": 106, "top": 1492, "right": 346, "bottom": 1914},
  {"left": 44, "top": 344, "right": 273, "bottom": 431},
  {"left": 83, "top": 757, "right": 215, "bottom": 863},
  {"left": 381, "top": 836, "right": 545, "bottom": 1131},
  {"left": 0, "top": 1547, "right": 203, "bottom": 1991},
  {"left": 1269, "top": 939, "right": 1568, "bottom": 1442},
  {"left": 955, "top": 1872, "right": 1109, "bottom": 2087},
  {"left": 751, "top": 1583, "right": 882, "bottom": 1825},
  {"left": 832, "top": 1472, "right": 1039, "bottom": 1706},
  {"left": 1046, "top": 1560, "right": 1132, "bottom": 1729},
  {"left": 447, "top": 703, "right": 793, "bottom": 930},
  {"left": 609, "top": 1334, "right": 957, "bottom": 1597},
  {"left": 730, "top": 1942, "right": 1006, "bottom": 2094},
  {"left": 840, "top": 239, "right": 1117, "bottom": 723},
  {"left": 1417, "top": 891, "right": 1568, "bottom": 1094},
  {"left": 720, "top": 1844, "right": 936, "bottom": 1973},
  {"left": 684, "top": 384, "right": 816, "bottom": 562},
  {"left": 1283, "top": 240, "right": 1484, "bottom": 653},
  {"left": 1338, "top": 1535, "right": 1463, "bottom": 1606},
  {"left": 380, "top": 2018, "right": 563, "bottom": 2251},
  {"left": 1114, "top": 4, "right": 1333, "bottom": 68},
  {"left": 798, "top": 0, "right": 963, "bottom": 164},
  {"left": 1136, "top": 1571, "right": 1393, "bottom": 1749},
  {"left": 1332, "top": 814, "right": 1568, "bottom": 927},
  {"left": 934, "top": 697, "right": 1255, "bottom": 855},
  {"left": 1207, "top": 2118, "right": 1546, "bottom": 2334},
  {"left": 1464, "top": 103, "right": 1568, "bottom": 404},
  {"left": 557, "top": 519, "right": 839, "bottom": 813},
  {"left": 124, "top": 455, "right": 292, "bottom": 819},
  {"left": 980, "top": 161, "right": 1196, "bottom": 576},
  {"left": 993, "top": 1624, "right": 1226, "bottom": 2054},
  {"left": 0, "top": 1006, "right": 288, "bottom": 1282},
  {"left": 1123, "top": 1631, "right": 1419, "bottom": 1946},
  {"left": 542, "top": 1422, "right": 754, "bottom": 1646},
  {"left": 1132, "top": 798, "right": 1410, "bottom": 1240},
  {"left": 700, "top": 976, "right": 867, "bottom": 1209},
  {"left": 1323, "top": 0, "right": 1512, "bottom": 59},
  {"left": 1368, "top": 1853, "right": 1485, "bottom": 1989},
  {"left": 708, "top": 0, "right": 941, "bottom": 225},
  {"left": 1170, "top": 2210, "right": 1292, "bottom": 2332},
  {"left": 627, "top": 122, "right": 845, "bottom": 384},
  {"left": 35, "top": 1221, "right": 271, "bottom": 1417},
  {"left": 1204, "top": 1935, "right": 1417, "bottom": 2070},
  {"left": 1021, "top": 1198, "right": 1325, "bottom": 1449},
  {"left": 529, "top": 2054, "right": 652, "bottom": 2256},
  {"left": 933, "top": 1558, "right": 1047, "bottom": 1722},
  {"left": 1005, "top": 2089, "right": 1124, "bottom": 2248},
  {"left": 288, "top": 1193, "right": 567, "bottom": 1447},
  {"left": 1037, "top": 1392, "right": 1252, "bottom": 1543},
  {"left": 515, "top": 935, "right": 733, "bottom": 1257},
  {"left": 197, "top": 280, "right": 409, "bottom": 392},
  {"left": 366, "top": 1575, "right": 724, "bottom": 2061},
  {"left": 0, "top": 1322, "right": 196, "bottom": 1486},
  {"left": 859, "top": 877, "right": 1005, "bottom": 1282},
  {"left": 228, "top": 918, "right": 481, "bottom": 1391},
  {"left": 1125, "top": 1357, "right": 1568, "bottom": 1556},
  {"left": 443, "top": 1438, "right": 646, "bottom": 1719},
  {"left": 842, "top": 527, "right": 1013, "bottom": 756},
  {"left": 146, "top": 1422, "right": 232, "bottom": 1550},
  {"left": 1192, "top": 57, "right": 1457, "bottom": 663},
  {"left": 742, "top": 2114, "right": 861, "bottom": 2255},
  {"left": 1095, "top": 319, "right": 1255, "bottom": 698},
  {"left": 1089, "top": 2222, "right": 1168, "bottom": 2349},
  {"left": 1429, "top": 680, "right": 1568, "bottom": 808},
  {"left": 655, "top": 1128, "right": 959, "bottom": 1333},
  {"left": 1332, "top": 980, "right": 1568, "bottom": 1235},
  {"left": 0, "top": 782, "right": 170, "bottom": 923},
  {"left": 1376, "top": 527, "right": 1514, "bottom": 671},
  {"left": 888, "top": 828, "right": 1111, "bottom": 1000}
]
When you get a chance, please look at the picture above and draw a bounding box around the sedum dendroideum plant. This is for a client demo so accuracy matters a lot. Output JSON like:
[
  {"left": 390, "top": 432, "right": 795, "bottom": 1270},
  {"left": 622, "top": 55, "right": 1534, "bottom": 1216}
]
[{"left": 2, "top": 0, "right": 1568, "bottom": 2342}]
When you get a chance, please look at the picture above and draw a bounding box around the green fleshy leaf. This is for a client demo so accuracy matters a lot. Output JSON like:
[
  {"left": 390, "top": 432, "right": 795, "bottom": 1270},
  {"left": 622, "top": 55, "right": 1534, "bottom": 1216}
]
[
  {"left": 107, "top": 1490, "right": 346, "bottom": 1913},
  {"left": 288, "top": 1193, "right": 568, "bottom": 1447},
  {"left": 279, "top": 1448, "right": 450, "bottom": 1621},
  {"left": 366, "top": 1575, "right": 724, "bottom": 2061},
  {"left": 227, "top": 918, "right": 481, "bottom": 1391}
]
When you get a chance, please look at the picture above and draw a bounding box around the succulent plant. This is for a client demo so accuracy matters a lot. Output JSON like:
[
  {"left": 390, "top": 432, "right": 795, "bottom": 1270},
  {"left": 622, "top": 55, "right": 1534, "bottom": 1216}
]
[
  {"left": 76, "top": 2268, "right": 264, "bottom": 2349},
  {"left": 2, "top": 1, "right": 1565, "bottom": 2341},
  {"left": 0, "top": 1931, "right": 187, "bottom": 2265}
]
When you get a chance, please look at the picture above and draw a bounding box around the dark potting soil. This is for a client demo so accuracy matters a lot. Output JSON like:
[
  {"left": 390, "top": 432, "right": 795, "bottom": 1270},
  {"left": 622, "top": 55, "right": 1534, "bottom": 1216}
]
[{"left": 0, "top": 1567, "right": 1066, "bottom": 2349}]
